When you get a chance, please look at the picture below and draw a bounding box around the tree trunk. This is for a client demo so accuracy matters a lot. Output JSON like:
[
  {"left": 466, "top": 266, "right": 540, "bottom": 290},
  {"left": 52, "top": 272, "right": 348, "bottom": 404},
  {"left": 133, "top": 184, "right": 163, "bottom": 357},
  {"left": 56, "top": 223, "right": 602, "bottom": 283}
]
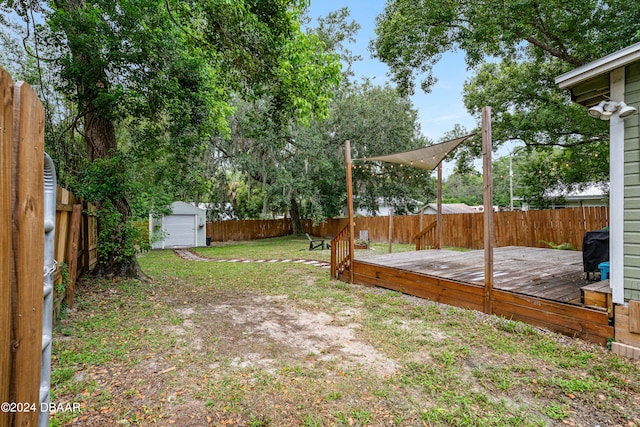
[
  {"left": 56, "top": 0, "right": 148, "bottom": 281},
  {"left": 262, "top": 171, "right": 269, "bottom": 217},
  {"left": 85, "top": 113, "right": 149, "bottom": 281},
  {"left": 290, "top": 195, "right": 303, "bottom": 235}
]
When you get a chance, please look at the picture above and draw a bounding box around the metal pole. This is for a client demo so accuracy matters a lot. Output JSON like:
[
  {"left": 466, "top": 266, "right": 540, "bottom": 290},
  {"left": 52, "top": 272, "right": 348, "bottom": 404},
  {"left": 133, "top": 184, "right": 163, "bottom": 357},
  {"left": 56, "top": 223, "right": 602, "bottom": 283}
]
[{"left": 39, "top": 153, "right": 56, "bottom": 427}]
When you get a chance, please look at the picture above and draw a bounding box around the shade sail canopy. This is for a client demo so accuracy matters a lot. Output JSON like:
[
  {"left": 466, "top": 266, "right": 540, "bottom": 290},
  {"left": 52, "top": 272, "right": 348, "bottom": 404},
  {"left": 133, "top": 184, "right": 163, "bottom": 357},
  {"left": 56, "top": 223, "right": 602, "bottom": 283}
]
[{"left": 360, "top": 133, "right": 475, "bottom": 171}]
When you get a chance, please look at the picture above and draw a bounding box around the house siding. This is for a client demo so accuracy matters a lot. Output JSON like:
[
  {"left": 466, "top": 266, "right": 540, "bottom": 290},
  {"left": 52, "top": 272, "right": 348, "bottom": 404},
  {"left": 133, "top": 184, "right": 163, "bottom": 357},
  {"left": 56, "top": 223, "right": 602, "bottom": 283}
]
[{"left": 624, "top": 62, "right": 640, "bottom": 301}]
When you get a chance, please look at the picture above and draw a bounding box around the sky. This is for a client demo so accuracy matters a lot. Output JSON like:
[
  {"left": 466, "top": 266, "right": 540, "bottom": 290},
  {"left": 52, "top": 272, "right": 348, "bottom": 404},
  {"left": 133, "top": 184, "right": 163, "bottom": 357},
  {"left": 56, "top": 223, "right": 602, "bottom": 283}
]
[{"left": 306, "top": 0, "right": 478, "bottom": 145}]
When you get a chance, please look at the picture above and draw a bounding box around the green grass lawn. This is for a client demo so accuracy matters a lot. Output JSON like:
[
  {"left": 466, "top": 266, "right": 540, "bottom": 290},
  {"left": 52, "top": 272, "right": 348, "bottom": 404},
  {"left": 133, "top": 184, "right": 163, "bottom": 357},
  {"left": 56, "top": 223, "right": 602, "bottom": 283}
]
[
  {"left": 49, "top": 236, "right": 640, "bottom": 426},
  {"left": 194, "top": 235, "right": 418, "bottom": 261}
]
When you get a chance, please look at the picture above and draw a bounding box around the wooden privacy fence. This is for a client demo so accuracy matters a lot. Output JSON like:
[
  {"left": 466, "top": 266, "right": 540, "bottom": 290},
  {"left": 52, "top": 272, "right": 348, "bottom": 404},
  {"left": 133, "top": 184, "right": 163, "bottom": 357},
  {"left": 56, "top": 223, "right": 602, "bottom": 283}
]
[
  {"left": 1, "top": 68, "right": 46, "bottom": 427},
  {"left": 207, "top": 218, "right": 292, "bottom": 242},
  {"left": 54, "top": 186, "right": 97, "bottom": 313},
  {"left": 203, "top": 207, "right": 609, "bottom": 251},
  {"left": 306, "top": 206, "right": 609, "bottom": 251}
]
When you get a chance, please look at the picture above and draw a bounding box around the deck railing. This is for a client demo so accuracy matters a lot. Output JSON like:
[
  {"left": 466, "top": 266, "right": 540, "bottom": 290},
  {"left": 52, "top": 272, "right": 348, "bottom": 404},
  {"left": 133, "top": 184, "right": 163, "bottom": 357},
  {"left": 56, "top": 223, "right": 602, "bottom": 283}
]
[
  {"left": 330, "top": 225, "right": 351, "bottom": 279},
  {"left": 414, "top": 221, "right": 438, "bottom": 250}
]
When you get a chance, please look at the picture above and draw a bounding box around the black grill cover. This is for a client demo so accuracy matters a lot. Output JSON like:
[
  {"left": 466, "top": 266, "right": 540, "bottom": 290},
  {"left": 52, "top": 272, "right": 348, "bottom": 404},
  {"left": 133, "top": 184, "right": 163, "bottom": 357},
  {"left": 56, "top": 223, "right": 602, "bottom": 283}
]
[{"left": 583, "top": 230, "right": 609, "bottom": 273}]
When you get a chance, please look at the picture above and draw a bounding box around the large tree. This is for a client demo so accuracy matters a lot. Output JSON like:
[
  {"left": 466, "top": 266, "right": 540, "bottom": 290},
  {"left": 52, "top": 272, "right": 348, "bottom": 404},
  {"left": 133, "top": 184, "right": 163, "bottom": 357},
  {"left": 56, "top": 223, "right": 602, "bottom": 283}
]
[
  {"left": 372, "top": 0, "right": 640, "bottom": 193},
  {"left": 2, "top": 0, "right": 339, "bottom": 278},
  {"left": 217, "top": 80, "right": 436, "bottom": 229},
  {"left": 372, "top": 0, "right": 640, "bottom": 96}
]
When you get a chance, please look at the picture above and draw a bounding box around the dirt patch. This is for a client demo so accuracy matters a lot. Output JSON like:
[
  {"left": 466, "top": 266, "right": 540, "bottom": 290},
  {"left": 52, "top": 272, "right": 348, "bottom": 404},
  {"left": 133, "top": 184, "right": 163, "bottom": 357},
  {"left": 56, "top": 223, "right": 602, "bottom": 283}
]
[{"left": 181, "top": 294, "right": 398, "bottom": 378}]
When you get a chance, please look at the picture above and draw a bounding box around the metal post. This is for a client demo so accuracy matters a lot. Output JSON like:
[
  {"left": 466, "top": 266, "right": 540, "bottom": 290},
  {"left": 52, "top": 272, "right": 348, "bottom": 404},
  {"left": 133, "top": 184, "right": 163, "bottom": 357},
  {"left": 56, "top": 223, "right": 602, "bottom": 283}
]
[{"left": 39, "top": 153, "right": 56, "bottom": 427}]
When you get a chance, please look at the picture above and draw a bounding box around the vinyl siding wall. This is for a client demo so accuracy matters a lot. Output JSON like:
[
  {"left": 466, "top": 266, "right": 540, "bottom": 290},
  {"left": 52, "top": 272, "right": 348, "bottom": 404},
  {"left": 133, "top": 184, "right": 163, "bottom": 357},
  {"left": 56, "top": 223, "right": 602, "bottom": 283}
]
[{"left": 624, "top": 62, "right": 640, "bottom": 300}]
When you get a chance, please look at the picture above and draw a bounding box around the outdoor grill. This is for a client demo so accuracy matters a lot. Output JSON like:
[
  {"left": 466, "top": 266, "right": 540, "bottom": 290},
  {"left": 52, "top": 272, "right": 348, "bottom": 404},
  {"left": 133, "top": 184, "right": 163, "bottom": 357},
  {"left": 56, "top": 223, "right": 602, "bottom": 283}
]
[{"left": 583, "top": 229, "right": 609, "bottom": 279}]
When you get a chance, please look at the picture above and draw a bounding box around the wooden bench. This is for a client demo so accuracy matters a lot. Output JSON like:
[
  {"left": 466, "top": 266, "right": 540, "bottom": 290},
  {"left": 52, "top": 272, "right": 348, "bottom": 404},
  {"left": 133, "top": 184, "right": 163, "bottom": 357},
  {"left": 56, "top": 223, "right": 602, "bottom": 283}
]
[{"left": 305, "top": 233, "right": 325, "bottom": 250}]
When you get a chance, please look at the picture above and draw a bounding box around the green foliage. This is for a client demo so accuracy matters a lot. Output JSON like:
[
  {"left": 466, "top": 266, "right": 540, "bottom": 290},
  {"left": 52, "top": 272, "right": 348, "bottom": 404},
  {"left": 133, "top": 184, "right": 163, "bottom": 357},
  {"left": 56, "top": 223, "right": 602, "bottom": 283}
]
[
  {"left": 543, "top": 403, "right": 569, "bottom": 420},
  {"left": 53, "top": 262, "right": 70, "bottom": 320},
  {"left": 442, "top": 170, "right": 483, "bottom": 206},
  {"left": 234, "top": 180, "right": 266, "bottom": 220},
  {"left": 330, "top": 82, "right": 437, "bottom": 216},
  {"left": 2, "top": 0, "right": 343, "bottom": 276},
  {"left": 94, "top": 200, "right": 139, "bottom": 267},
  {"left": 462, "top": 60, "right": 609, "bottom": 148},
  {"left": 541, "top": 240, "right": 576, "bottom": 251},
  {"left": 74, "top": 156, "right": 149, "bottom": 271},
  {"left": 373, "top": 0, "right": 640, "bottom": 95},
  {"left": 215, "top": 76, "right": 435, "bottom": 224},
  {"left": 372, "top": 0, "right": 640, "bottom": 200},
  {"left": 54, "top": 262, "right": 69, "bottom": 298},
  {"left": 307, "top": 7, "right": 362, "bottom": 79}
]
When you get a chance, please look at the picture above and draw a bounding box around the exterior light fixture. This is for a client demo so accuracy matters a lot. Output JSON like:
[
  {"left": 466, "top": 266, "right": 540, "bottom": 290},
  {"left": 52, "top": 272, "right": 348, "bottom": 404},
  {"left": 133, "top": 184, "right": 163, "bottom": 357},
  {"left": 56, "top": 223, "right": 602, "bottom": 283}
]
[
  {"left": 588, "top": 100, "right": 637, "bottom": 120},
  {"left": 618, "top": 102, "right": 638, "bottom": 118},
  {"left": 587, "top": 101, "right": 605, "bottom": 118}
]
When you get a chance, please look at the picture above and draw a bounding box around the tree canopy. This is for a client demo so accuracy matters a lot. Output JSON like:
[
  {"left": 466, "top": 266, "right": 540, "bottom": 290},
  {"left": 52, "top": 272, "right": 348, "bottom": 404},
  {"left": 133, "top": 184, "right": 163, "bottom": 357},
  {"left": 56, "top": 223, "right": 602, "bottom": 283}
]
[
  {"left": 372, "top": 0, "right": 640, "bottom": 191},
  {"left": 1, "top": 0, "right": 342, "bottom": 277},
  {"left": 372, "top": 0, "right": 640, "bottom": 96}
]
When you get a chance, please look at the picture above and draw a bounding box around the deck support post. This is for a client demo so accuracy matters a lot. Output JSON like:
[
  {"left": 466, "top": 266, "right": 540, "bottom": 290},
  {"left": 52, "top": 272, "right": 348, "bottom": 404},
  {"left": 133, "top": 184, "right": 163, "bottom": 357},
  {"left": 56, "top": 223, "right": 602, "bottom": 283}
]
[
  {"left": 482, "top": 106, "right": 494, "bottom": 314},
  {"left": 437, "top": 162, "right": 443, "bottom": 249},
  {"left": 345, "top": 140, "right": 355, "bottom": 284}
]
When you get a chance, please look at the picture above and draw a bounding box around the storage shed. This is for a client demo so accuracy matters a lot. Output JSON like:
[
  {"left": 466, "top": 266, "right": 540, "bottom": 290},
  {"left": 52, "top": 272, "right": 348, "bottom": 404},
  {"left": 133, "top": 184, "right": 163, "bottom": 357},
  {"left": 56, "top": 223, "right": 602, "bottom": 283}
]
[{"left": 150, "top": 202, "right": 207, "bottom": 249}]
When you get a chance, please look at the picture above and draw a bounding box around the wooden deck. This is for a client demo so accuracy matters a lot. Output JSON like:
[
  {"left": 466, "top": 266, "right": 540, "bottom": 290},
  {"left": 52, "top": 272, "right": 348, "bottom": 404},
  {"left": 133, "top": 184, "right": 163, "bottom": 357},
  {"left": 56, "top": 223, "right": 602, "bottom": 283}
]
[
  {"left": 341, "top": 246, "right": 614, "bottom": 346},
  {"left": 356, "top": 246, "right": 588, "bottom": 304}
]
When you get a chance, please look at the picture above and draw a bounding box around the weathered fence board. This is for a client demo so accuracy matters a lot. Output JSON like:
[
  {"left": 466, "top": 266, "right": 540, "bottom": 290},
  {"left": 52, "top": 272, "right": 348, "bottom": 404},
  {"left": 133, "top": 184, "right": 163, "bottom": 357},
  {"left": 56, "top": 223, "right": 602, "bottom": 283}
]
[
  {"left": 0, "top": 70, "right": 45, "bottom": 427},
  {"left": 204, "top": 207, "right": 609, "bottom": 251},
  {"left": 1, "top": 68, "right": 97, "bottom": 427},
  {"left": 53, "top": 186, "right": 97, "bottom": 313},
  {"left": 0, "top": 67, "right": 14, "bottom": 427}
]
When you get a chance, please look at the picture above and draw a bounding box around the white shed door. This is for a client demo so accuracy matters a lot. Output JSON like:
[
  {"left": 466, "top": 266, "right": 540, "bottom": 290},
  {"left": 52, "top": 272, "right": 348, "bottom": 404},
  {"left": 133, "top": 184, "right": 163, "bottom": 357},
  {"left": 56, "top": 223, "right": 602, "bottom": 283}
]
[{"left": 164, "top": 215, "right": 196, "bottom": 248}]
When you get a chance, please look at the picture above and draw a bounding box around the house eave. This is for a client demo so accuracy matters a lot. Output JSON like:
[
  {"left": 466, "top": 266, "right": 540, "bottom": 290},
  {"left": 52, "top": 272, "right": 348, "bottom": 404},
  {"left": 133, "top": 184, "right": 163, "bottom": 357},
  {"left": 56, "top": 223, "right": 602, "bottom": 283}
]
[{"left": 555, "top": 42, "right": 640, "bottom": 90}]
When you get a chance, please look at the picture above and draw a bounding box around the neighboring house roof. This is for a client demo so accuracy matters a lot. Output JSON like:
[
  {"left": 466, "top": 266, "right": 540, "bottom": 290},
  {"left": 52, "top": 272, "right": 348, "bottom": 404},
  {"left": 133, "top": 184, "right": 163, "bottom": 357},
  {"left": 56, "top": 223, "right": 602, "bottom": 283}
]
[
  {"left": 423, "top": 203, "right": 478, "bottom": 214},
  {"left": 544, "top": 182, "right": 609, "bottom": 201},
  {"left": 555, "top": 42, "right": 640, "bottom": 107}
]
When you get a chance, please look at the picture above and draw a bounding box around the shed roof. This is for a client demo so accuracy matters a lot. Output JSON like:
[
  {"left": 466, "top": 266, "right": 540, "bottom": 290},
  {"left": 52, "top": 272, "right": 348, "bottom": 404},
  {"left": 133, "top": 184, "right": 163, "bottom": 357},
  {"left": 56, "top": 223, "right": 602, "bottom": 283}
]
[
  {"left": 555, "top": 42, "right": 640, "bottom": 107},
  {"left": 170, "top": 201, "right": 206, "bottom": 214}
]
